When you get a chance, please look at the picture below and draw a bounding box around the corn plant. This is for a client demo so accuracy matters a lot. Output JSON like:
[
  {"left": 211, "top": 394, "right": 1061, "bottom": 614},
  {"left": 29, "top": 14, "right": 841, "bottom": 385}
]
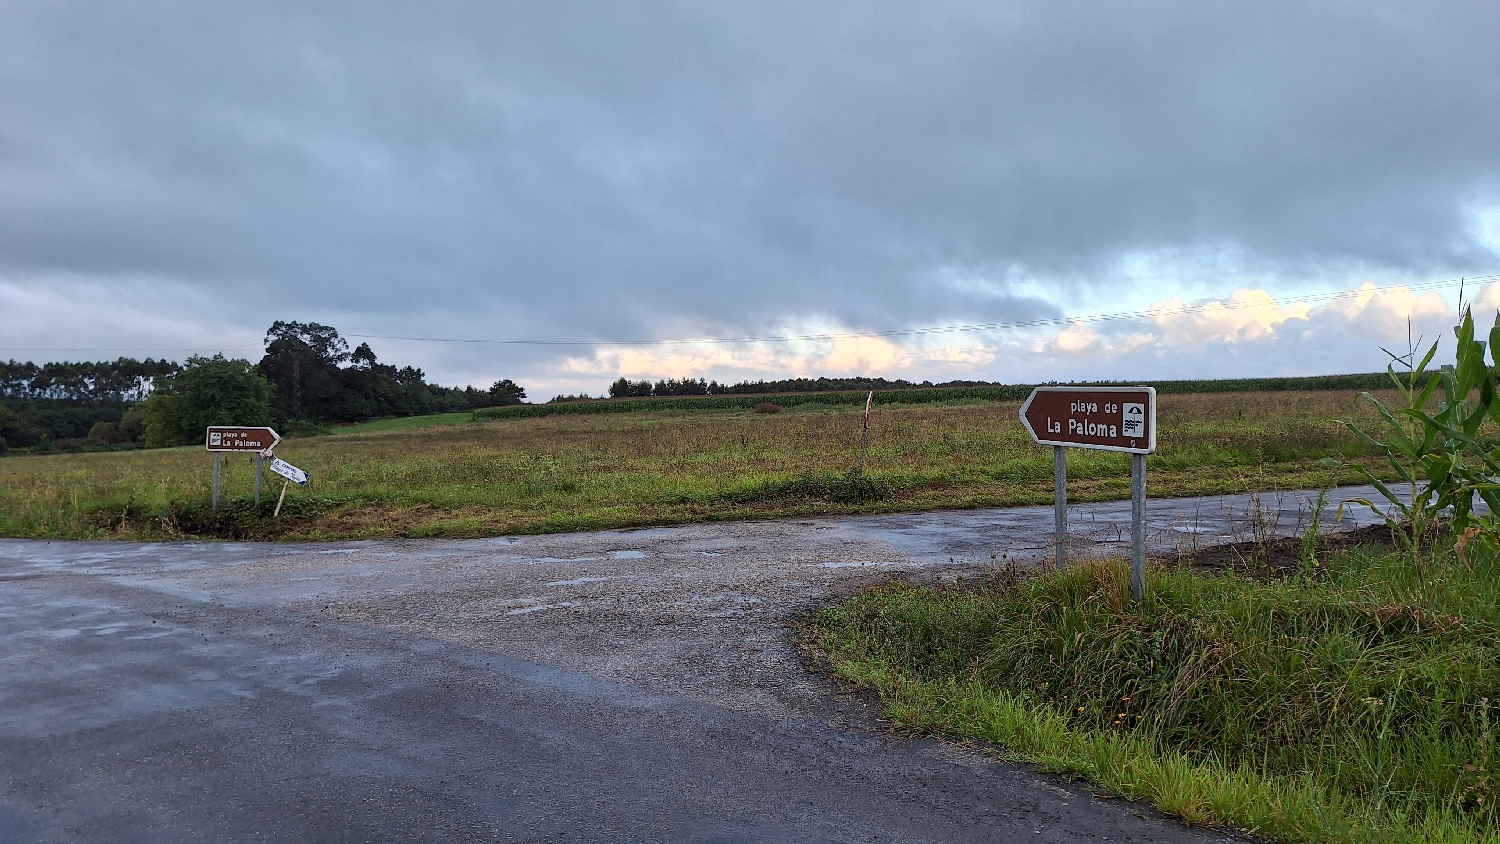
[{"left": 1333, "top": 309, "right": 1500, "bottom": 557}]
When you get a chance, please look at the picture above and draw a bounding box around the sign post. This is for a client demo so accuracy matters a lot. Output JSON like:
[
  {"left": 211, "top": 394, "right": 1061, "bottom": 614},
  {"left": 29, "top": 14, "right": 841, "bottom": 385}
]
[
  {"left": 855, "top": 391, "right": 873, "bottom": 476},
  {"left": 267, "top": 456, "right": 310, "bottom": 517},
  {"left": 1132, "top": 452, "right": 1147, "bottom": 602},
  {"left": 205, "top": 427, "right": 281, "bottom": 510},
  {"left": 1020, "top": 387, "right": 1157, "bottom": 602},
  {"left": 1053, "top": 445, "right": 1066, "bottom": 570}
]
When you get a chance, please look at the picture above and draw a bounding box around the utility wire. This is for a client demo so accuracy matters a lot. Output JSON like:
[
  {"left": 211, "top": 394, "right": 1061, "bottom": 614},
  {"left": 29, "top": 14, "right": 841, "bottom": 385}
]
[{"left": 0, "top": 339, "right": 263, "bottom": 354}]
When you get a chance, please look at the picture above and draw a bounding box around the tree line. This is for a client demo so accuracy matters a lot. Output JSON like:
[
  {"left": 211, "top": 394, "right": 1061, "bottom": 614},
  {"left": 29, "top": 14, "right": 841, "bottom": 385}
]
[
  {"left": 0, "top": 359, "right": 179, "bottom": 453},
  {"left": 603, "top": 375, "right": 996, "bottom": 399},
  {"left": 0, "top": 322, "right": 527, "bottom": 453},
  {"left": 0, "top": 358, "right": 181, "bottom": 402},
  {"left": 254, "top": 321, "right": 523, "bottom": 427}
]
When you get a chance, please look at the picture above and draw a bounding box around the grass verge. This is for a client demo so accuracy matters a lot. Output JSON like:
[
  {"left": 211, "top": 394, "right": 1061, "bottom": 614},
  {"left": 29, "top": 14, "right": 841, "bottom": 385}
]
[{"left": 805, "top": 540, "right": 1500, "bottom": 843}]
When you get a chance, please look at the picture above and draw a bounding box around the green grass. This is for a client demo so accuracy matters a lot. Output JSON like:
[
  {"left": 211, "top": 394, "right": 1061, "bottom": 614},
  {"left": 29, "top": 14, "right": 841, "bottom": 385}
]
[
  {"left": 1, "top": 390, "right": 1397, "bottom": 540},
  {"left": 806, "top": 543, "right": 1500, "bottom": 843},
  {"left": 330, "top": 412, "right": 475, "bottom": 435}
]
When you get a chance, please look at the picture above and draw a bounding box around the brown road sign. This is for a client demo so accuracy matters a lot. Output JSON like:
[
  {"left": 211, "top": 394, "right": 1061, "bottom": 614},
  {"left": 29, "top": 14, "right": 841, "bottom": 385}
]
[
  {"left": 205, "top": 426, "right": 280, "bottom": 452},
  {"left": 1019, "top": 386, "right": 1156, "bottom": 454}
]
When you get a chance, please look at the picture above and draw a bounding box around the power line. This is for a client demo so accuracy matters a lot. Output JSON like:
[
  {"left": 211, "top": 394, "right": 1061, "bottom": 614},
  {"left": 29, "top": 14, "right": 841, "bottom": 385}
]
[
  {"left": 343, "top": 274, "right": 1498, "bottom": 348},
  {"left": 0, "top": 339, "right": 262, "bottom": 354}
]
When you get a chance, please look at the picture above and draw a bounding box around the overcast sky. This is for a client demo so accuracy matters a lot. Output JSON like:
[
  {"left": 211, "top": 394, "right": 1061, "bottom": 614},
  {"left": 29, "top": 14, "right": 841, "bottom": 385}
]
[{"left": 3, "top": 1, "right": 1499, "bottom": 398}]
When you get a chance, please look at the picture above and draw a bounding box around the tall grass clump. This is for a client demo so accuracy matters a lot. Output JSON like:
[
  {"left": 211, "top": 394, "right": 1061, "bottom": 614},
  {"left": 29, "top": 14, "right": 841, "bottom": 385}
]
[
  {"left": 809, "top": 542, "right": 1500, "bottom": 843},
  {"left": 1331, "top": 308, "right": 1500, "bottom": 559}
]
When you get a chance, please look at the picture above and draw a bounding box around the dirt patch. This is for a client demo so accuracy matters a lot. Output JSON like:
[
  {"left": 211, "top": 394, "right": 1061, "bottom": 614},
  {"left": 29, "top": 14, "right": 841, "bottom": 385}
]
[{"left": 1164, "top": 522, "right": 1407, "bottom": 578}]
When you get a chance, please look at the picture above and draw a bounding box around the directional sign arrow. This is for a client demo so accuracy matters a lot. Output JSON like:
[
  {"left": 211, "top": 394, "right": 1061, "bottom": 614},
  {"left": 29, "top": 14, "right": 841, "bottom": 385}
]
[
  {"left": 206, "top": 426, "right": 281, "bottom": 453},
  {"left": 1019, "top": 386, "right": 1156, "bottom": 454},
  {"left": 268, "top": 457, "right": 310, "bottom": 486}
]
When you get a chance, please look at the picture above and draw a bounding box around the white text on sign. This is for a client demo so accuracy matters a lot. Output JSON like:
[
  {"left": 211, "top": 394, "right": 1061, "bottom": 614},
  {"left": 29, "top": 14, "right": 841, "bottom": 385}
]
[
  {"left": 268, "top": 458, "right": 310, "bottom": 486},
  {"left": 1019, "top": 386, "right": 1156, "bottom": 455}
]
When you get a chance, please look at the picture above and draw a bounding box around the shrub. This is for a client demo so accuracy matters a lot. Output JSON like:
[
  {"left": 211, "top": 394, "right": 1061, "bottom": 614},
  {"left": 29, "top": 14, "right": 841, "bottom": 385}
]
[
  {"left": 119, "top": 405, "right": 147, "bottom": 442},
  {"left": 87, "top": 421, "right": 125, "bottom": 444},
  {"left": 281, "top": 419, "right": 333, "bottom": 438},
  {"left": 0, "top": 405, "right": 42, "bottom": 448},
  {"left": 143, "top": 355, "right": 274, "bottom": 447}
]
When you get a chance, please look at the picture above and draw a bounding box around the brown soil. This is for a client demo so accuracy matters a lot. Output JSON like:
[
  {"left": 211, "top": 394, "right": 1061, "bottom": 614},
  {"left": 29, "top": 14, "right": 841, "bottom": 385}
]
[{"left": 1164, "top": 523, "right": 1407, "bottom": 579}]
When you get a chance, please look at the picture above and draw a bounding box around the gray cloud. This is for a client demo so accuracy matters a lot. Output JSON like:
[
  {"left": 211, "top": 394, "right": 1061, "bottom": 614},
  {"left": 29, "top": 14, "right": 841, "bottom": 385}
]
[{"left": 2, "top": 1, "right": 1498, "bottom": 392}]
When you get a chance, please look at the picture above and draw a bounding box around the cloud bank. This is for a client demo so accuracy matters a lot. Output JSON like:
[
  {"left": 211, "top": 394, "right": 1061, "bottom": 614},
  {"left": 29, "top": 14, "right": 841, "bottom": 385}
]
[{"left": 1, "top": 1, "right": 1498, "bottom": 396}]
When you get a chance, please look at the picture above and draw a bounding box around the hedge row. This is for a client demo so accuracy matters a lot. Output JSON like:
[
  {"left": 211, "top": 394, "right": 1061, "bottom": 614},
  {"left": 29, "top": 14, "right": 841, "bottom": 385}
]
[
  {"left": 472, "top": 372, "right": 1396, "bottom": 421},
  {"left": 1147, "top": 373, "right": 1395, "bottom": 394}
]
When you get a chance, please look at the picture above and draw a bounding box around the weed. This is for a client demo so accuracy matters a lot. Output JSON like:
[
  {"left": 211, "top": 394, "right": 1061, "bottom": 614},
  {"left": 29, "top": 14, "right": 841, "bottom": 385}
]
[
  {"left": 1331, "top": 309, "right": 1500, "bottom": 559},
  {"left": 1299, "top": 488, "right": 1331, "bottom": 576}
]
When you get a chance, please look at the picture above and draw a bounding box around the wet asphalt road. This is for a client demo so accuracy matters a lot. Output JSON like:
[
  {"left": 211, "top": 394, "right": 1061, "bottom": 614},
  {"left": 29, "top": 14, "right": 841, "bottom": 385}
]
[{"left": 0, "top": 487, "right": 1394, "bottom": 843}]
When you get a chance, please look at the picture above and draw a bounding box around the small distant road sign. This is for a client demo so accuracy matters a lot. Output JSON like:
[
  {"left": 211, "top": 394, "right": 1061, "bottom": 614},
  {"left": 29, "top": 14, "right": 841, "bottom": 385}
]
[
  {"left": 206, "top": 426, "right": 280, "bottom": 453},
  {"left": 1019, "top": 387, "right": 1156, "bottom": 454},
  {"left": 268, "top": 457, "right": 310, "bottom": 486}
]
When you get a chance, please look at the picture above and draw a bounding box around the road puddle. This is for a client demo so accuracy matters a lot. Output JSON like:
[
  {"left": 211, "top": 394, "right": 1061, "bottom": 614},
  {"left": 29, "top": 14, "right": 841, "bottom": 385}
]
[
  {"left": 814, "top": 561, "right": 911, "bottom": 569},
  {"left": 506, "top": 602, "right": 581, "bottom": 616},
  {"left": 545, "top": 576, "right": 632, "bottom": 587}
]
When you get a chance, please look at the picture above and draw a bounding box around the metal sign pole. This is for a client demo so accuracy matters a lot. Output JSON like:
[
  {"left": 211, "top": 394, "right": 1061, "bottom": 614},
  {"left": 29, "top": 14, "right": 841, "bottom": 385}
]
[
  {"left": 1018, "top": 386, "right": 1155, "bottom": 603},
  {"left": 1053, "top": 445, "right": 1067, "bottom": 569},
  {"left": 206, "top": 427, "right": 282, "bottom": 510},
  {"left": 1131, "top": 452, "right": 1146, "bottom": 603}
]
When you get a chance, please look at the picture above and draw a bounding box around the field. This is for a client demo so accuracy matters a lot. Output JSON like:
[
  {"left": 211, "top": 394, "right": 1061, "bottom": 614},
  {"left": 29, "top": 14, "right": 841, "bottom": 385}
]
[
  {"left": 329, "top": 412, "right": 474, "bottom": 435},
  {"left": 0, "top": 389, "right": 1395, "bottom": 540}
]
